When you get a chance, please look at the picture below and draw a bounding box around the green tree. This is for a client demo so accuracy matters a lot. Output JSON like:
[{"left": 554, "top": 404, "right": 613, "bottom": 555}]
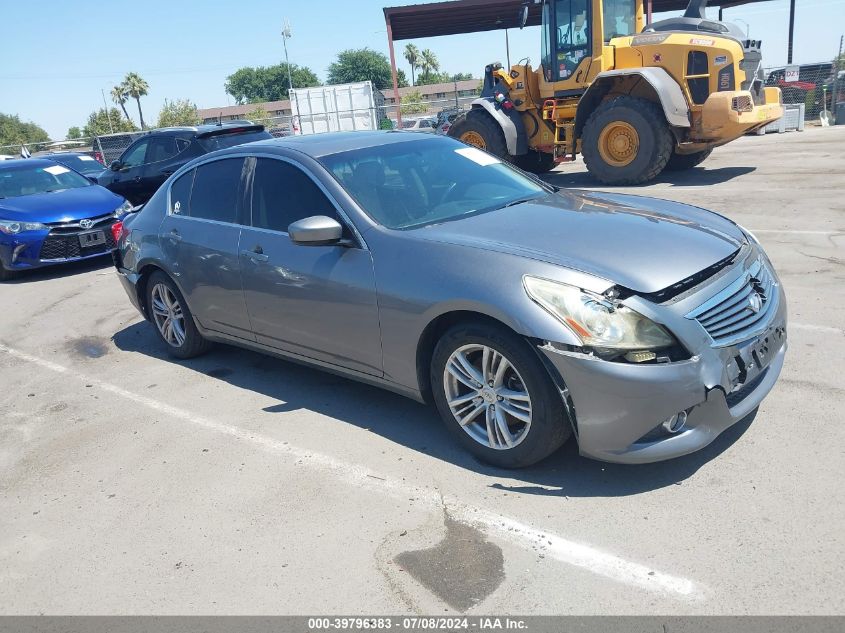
[
  {"left": 328, "top": 48, "right": 399, "bottom": 90},
  {"left": 403, "top": 43, "right": 420, "bottom": 86},
  {"left": 449, "top": 72, "right": 474, "bottom": 82},
  {"left": 66, "top": 126, "right": 82, "bottom": 140},
  {"left": 124, "top": 72, "right": 149, "bottom": 129},
  {"left": 416, "top": 49, "right": 441, "bottom": 85},
  {"left": 157, "top": 99, "right": 201, "bottom": 127},
  {"left": 396, "top": 69, "right": 410, "bottom": 88},
  {"left": 111, "top": 84, "right": 132, "bottom": 124},
  {"left": 400, "top": 90, "right": 428, "bottom": 115},
  {"left": 245, "top": 104, "right": 275, "bottom": 129},
  {"left": 225, "top": 63, "right": 320, "bottom": 104},
  {"left": 0, "top": 113, "right": 50, "bottom": 151},
  {"left": 82, "top": 108, "right": 137, "bottom": 138}
]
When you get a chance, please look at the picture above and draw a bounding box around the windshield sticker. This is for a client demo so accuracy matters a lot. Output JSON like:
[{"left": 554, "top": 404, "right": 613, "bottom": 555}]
[
  {"left": 714, "top": 55, "right": 728, "bottom": 66},
  {"left": 78, "top": 155, "right": 95, "bottom": 161},
  {"left": 43, "top": 165, "right": 70, "bottom": 175},
  {"left": 455, "top": 147, "right": 501, "bottom": 166}
]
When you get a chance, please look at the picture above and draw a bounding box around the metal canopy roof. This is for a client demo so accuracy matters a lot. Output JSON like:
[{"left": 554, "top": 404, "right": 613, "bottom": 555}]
[{"left": 383, "top": 0, "right": 772, "bottom": 41}]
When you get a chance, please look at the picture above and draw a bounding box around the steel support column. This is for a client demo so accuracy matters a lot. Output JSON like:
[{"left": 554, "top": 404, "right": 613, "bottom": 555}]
[{"left": 386, "top": 18, "right": 402, "bottom": 126}]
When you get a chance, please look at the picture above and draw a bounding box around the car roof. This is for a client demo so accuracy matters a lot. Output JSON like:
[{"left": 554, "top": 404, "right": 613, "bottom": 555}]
[
  {"left": 235, "top": 131, "right": 441, "bottom": 159},
  {"left": 148, "top": 123, "right": 263, "bottom": 137}
]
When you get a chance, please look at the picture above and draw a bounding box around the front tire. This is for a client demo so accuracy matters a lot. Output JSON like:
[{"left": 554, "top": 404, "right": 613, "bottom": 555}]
[
  {"left": 665, "top": 148, "right": 713, "bottom": 171},
  {"left": 146, "top": 271, "right": 211, "bottom": 359},
  {"left": 0, "top": 260, "right": 18, "bottom": 282},
  {"left": 448, "top": 110, "right": 509, "bottom": 160},
  {"left": 582, "top": 96, "right": 673, "bottom": 185},
  {"left": 431, "top": 322, "right": 571, "bottom": 468}
]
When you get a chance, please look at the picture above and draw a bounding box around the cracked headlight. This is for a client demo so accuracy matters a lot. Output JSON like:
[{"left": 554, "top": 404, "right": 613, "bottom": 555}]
[
  {"left": 0, "top": 220, "right": 48, "bottom": 235},
  {"left": 524, "top": 276, "right": 676, "bottom": 350}
]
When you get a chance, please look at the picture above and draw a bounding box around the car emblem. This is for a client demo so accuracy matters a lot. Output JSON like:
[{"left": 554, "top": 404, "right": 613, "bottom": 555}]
[
  {"left": 79, "top": 219, "right": 94, "bottom": 229},
  {"left": 748, "top": 292, "right": 763, "bottom": 313}
]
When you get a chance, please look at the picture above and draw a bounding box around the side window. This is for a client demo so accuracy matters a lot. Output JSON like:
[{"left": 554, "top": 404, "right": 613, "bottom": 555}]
[
  {"left": 146, "top": 137, "right": 178, "bottom": 163},
  {"left": 121, "top": 140, "right": 149, "bottom": 167},
  {"left": 420, "top": 120, "right": 432, "bottom": 128},
  {"left": 251, "top": 158, "right": 337, "bottom": 233},
  {"left": 169, "top": 169, "right": 194, "bottom": 215},
  {"left": 189, "top": 158, "right": 245, "bottom": 223},
  {"left": 555, "top": 0, "right": 591, "bottom": 80}
]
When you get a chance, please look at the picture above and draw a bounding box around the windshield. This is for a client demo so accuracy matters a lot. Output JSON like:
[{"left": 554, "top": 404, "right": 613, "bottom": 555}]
[
  {"left": 50, "top": 154, "right": 103, "bottom": 173},
  {"left": 401, "top": 120, "right": 418, "bottom": 129},
  {"left": 603, "top": 0, "right": 637, "bottom": 40},
  {"left": 319, "top": 137, "right": 549, "bottom": 230},
  {"left": 199, "top": 130, "right": 272, "bottom": 151},
  {"left": 0, "top": 163, "right": 92, "bottom": 199}
]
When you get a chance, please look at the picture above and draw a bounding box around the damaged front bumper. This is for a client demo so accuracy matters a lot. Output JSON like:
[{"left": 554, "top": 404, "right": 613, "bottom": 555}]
[{"left": 538, "top": 254, "right": 788, "bottom": 464}]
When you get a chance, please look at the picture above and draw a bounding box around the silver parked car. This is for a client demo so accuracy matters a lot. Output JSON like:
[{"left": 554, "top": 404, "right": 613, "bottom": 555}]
[{"left": 113, "top": 132, "right": 787, "bottom": 468}]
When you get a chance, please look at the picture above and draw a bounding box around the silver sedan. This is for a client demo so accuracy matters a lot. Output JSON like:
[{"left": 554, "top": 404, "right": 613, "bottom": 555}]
[{"left": 113, "top": 132, "right": 786, "bottom": 467}]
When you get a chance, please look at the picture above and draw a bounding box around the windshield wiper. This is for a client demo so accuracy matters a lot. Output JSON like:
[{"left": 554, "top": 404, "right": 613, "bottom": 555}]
[{"left": 500, "top": 195, "right": 541, "bottom": 209}]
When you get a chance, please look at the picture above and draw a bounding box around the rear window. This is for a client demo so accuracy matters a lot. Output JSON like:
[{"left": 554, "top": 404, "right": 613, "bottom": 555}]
[{"left": 199, "top": 130, "right": 272, "bottom": 152}]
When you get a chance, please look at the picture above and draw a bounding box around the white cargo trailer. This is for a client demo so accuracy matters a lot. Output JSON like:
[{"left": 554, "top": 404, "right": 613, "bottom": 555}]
[{"left": 290, "top": 81, "right": 386, "bottom": 135}]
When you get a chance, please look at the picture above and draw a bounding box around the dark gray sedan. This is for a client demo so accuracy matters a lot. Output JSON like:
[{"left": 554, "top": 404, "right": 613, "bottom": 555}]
[{"left": 113, "top": 132, "right": 787, "bottom": 468}]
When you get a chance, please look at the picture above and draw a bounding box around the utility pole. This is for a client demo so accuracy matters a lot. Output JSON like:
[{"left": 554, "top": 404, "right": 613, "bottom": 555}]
[
  {"left": 787, "top": 0, "right": 796, "bottom": 64},
  {"left": 505, "top": 28, "right": 511, "bottom": 69},
  {"left": 282, "top": 19, "right": 301, "bottom": 134},
  {"left": 101, "top": 89, "right": 114, "bottom": 134}
]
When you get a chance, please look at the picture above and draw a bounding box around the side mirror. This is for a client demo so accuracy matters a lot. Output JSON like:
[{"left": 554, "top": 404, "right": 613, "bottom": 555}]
[
  {"left": 109, "top": 160, "right": 122, "bottom": 171},
  {"left": 519, "top": 1, "right": 529, "bottom": 29},
  {"left": 288, "top": 215, "right": 343, "bottom": 245}
]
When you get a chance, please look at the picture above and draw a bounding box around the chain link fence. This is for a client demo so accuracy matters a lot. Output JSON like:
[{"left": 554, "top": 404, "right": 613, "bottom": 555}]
[{"left": 764, "top": 61, "right": 844, "bottom": 122}]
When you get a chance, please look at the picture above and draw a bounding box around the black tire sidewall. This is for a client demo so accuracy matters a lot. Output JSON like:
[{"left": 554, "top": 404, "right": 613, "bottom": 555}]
[
  {"left": 665, "top": 148, "right": 713, "bottom": 171},
  {"left": 146, "top": 271, "right": 209, "bottom": 359},
  {"left": 430, "top": 322, "right": 571, "bottom": 468},
  {"left": 448, "top": 110, "right": 509, "bottom": 160},
  {"left": 582, "top": 97, "right": 672, "bottom": 185}
]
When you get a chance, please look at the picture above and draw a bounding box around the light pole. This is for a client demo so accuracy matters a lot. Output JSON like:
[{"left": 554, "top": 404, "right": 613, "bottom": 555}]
[
  {"left": 282, "top": 19, "right": 301, "bottom": 134},
  {"left": 100, "top": 88, "right": 114, "bottom": 134},
  {"left": 734, "top": 18, "right": 750, "bottom": 39}
]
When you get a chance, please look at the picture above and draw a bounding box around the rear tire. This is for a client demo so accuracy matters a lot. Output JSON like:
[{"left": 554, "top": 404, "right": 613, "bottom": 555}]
[
  {"left": 431, "top": 322, "right": 571, "bottom": 468},
  {"left": 665, "top": 148, "right": 713, "bottom": 171},
  {"left": 582, "top": 96, "right": 673, "bottom": 185},
  {"left": 145, "top": 271, "right": 211, "bottom": 359},
  {"left": 513, "top": 151, "right": 557, "bottom": 174},
  {"left": 448, "top": 109, "right": 509, "bottom": 160}
]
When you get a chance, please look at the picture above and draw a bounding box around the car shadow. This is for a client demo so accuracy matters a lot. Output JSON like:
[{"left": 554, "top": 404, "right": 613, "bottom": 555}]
[
  {"left": 112, "top": 321, "right": 755, "bottom": 498},
  {"left": 542, "top": 165, "right": 757, "bottom": 189},
  {"left": 4, "top": 255, "right": 112, "bottom": 283}
]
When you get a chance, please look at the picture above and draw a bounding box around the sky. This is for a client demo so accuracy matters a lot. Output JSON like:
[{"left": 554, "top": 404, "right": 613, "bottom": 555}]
[{"left": 1, "top": 0, "right": 843, "bottom": 140}]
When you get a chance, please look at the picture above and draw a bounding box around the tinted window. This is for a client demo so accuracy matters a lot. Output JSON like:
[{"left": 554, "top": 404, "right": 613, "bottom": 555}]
[
  {"left": 251, "top": 158, "right": 336, "bottom": 233},
  {"left": 169, "top": 169, "right": 194, "bottom": 215},
  {"left": 176, "top": 138, "right": 191, "bottom": 153},
  {"left": 146, "top": 137, "right": 178, "bottom": 163},
  {"left": 189, "top": 158, "right": 245, "bottom": 223},
  {"left": 121, "top": 140, "right": 149, "bottom": 167},
  {"left": 199, "top": 130, "right": 272, "bottom": 152}
]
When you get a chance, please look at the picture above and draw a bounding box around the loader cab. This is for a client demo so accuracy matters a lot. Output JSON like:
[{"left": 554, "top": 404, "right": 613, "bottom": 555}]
[{"left": 539, "top": 0, "right": 642, "bottom": 88}]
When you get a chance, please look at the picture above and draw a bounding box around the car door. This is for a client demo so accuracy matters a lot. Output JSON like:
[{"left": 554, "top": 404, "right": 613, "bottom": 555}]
[
  {"left": 110, "top": 139, "right": 149, "bottom": 204},
  {"left": 141, "top": 136, "right": 184, "bottom": 201},
  {"left": 239, "top": 156, "right": 382, "bottom": 376},
  {"left": 158, "top": 157, "right": 254, "bottom": 341}
]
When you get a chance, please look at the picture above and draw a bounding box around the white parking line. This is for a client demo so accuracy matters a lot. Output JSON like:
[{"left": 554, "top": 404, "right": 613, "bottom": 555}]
[{"left": 0, "top": 342, "right": 704, "bottom": 602}]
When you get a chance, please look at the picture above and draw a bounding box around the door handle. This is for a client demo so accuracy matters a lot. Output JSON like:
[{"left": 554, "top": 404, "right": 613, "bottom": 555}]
[
  {"left": 241, "top": 247, "right": 269, "bottom": 263},
  {"left": 169, "top": 229, "right": 182, "bottom": 242}
]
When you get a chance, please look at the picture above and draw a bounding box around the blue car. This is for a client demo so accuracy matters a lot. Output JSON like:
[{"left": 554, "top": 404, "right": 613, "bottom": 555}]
[
  {"left": 0, "top": 158, "right": 132, "bottom": 280},
  {"left": 43, "top": 152, "right": 107, "bottom": 179}
]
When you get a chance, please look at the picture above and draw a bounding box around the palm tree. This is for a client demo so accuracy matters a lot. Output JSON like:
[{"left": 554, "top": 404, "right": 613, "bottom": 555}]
[
  {"left": 123, "top": 72, "right": 149, "bottom": 129},
  {"left": 403, "top": 43, "right": 420, "bottom": 86},
  {"left": 110, "top": 84, "right": 132, "bottom": 124},
  {"left": 419, "top": 49, "right": 440, "bottom": 83}
]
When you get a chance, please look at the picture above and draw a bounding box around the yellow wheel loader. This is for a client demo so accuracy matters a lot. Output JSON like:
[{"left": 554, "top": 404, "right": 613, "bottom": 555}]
[{"left": 447, "top": 0, "right": 783, "bottom": 184}]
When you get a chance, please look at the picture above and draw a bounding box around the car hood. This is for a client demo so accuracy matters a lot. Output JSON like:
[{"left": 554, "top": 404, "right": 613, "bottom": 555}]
[
  {"left": 0, "top": 185, "right": 125, "bottom": 223},
  {"left": 413, "top": 189, "right": 746, "bottom": 294}
]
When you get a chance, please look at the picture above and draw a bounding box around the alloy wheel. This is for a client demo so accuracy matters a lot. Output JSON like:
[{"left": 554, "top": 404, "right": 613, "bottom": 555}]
[
  {"left": 150, "top": 283, "right": 186, "bottom": 347},
  {"left": 443, "top": 344, "right": 532, "bottom": 450}
]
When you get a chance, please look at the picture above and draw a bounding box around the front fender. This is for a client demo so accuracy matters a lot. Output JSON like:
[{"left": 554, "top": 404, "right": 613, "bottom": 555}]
[{"left": 471, "top": 98, "right": 528, "bottom": 156}]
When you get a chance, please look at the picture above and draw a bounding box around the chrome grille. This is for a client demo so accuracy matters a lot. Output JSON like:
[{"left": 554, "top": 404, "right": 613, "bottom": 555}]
[{"left": 687, "top": 258, "right": 777, "bottom": 347}]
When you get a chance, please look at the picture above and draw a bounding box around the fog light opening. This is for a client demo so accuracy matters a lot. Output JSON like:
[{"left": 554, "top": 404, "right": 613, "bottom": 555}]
[{"left": 661, "top": 410, "right": 688, "bottom": 434}]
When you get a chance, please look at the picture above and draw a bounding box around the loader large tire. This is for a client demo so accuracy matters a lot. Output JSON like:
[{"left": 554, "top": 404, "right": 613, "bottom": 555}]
[
  {"left": 448, "top": 109, "right": 509, "bottom": 160},
  {"left": 582, "top": 97, "right": 673, "bottom": 185},
  {"left": 665, "top": 148, "right": 713, "bottom": 171},
  {"left": 513, "top": 150, "right": 557, "bottom": 174}
]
